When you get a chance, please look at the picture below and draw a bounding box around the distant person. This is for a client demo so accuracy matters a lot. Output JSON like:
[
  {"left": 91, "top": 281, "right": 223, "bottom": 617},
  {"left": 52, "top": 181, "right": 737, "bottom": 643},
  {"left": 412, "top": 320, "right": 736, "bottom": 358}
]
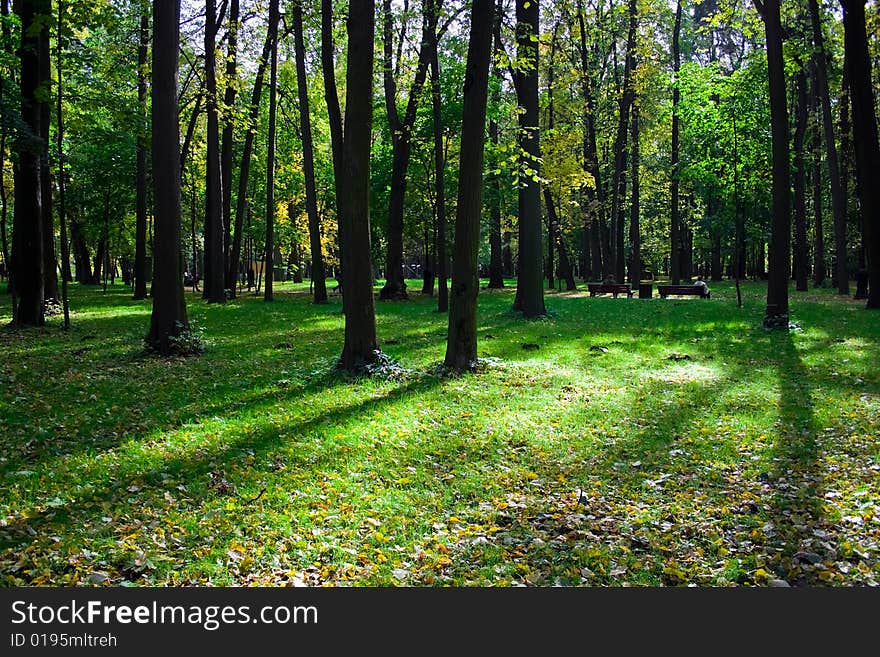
[
  {"left": 602, "top": 273, "right": 616, "bottom": 285},
  {"left": 693, "top": 279, "right": 709, "bottom": 296}
]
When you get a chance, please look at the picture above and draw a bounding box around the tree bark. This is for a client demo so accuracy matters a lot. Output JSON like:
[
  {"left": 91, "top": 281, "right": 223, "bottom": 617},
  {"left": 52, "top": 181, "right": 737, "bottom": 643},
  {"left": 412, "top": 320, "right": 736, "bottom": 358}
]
[
  {"left": 444, "top": 0, "right": 493, "bottom": 371},
  {"left": 147, "top": 0, "right": 189, "bottom": 353},
  {"left": 379, "top": 0, "right": 436, "bottom": 301},
  {"left": 293, "top": 0, "right": 327, "bottom": 304},
  {"left": 56, "top": 0, "right": 70, "bottom": 327},
  {"left": 428, "top": 0, "right": 448, "bottom": 311},
  {"left": 228, "top": 24, "right": 273, "bottom": 298},
  {"left": 11, "top": 0, "right": 46, "bottom": 326},
  {"left": 39, "top": 14, "right": 57, "bottom": 303},
  {"left": 809, "top": 0, "right": 848, "bottom": 295},
  {"left": 221, "top": 0, "right": 239, "bottom": 289},
  {"left": 203, "top": 0, "right": 226, "bottom": 302},
  {"left": 610, "top": 0, "right": 637, "bottom": 283},
  {"left": 628, "top": 102, "right": 641, "bottom": 285},
  {"left": 133, "top": 9, "right": 150, "bottom": 300},
  {"left": 512, "top": 0, "right": 544, "bottom": 317},
  {"left": 758, "top": 0, "right": 791, "bottom": 327},
  {"left": 486, "top": 0, "right": 504, "bottom": 290},
  {"left": 338, "top": 0, "right": 380, "bottom": 369},
  {"left": 842, "top": 0, "right": 880, "bottom": 308},
  {"left": 263, "top": 0, "right": 279, "bottom": 302},
  {"left": 793, "top": 66, "right": 809, "bottom": 291},
  {"left": 810, "top": 64, "right": 826, "bottom": 288},
  {"left": 670, "top": 0, "right": 682, "bottom": 284}
]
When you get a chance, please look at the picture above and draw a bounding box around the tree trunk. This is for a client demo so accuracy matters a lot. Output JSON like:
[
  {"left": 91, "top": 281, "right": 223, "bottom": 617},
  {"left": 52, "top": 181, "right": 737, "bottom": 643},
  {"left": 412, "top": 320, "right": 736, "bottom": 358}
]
[
  {"left": 263, "top": 0, "right": 279, "bottom": 302},
  {"left": 11, "top": 0, "right": 45, "bottom": 326},
  {"left": 793, "top": 66, "right": 809, "bottom": 292},
  {"left": 670, "top": 0, "right": 682, "bottom": 284},
  {"left": 759, "top": 0, "right": 792, "bottom": 327},
  {"left": 147, "top": 0, "right": 188, "bottom": 354},
  {"left": 338, "top": 0, "right": 379, "bottom": 369},
  {"left": 628, "top": 102, "right": 641, "bottom": 285},
  {"left": 428, "top": 0, "right": 448, "bottom": 311},
  {"left": 134, "top": 9, "right": 149, "bottom": 300},
  {"left": 55, "top": 0, "right": 69, "bottom": 327},
  {"left": 0, "top": 0, "right": 12, "bottom": 302},
  {"left": 221, "top": 0, "right": 239, "bottom": 289},
  {"left": 810, "top": 64, "right": 826, "bottom": 288},
  {"left": 444, "top": 0, "right": 493, "bottom": 371},
  {"left": 379, "top": 0, "right": 437, "bottom": 301},
  {"left": 487, "top": 0, "right": 504, "bottom": 290},
  {"left": 228, "top": 24, "right": 273, "bottom": 298},
  {"left": 610, "top": 0, "right": 637, "bottom": 283},
  {"left": 512, "top": 0, "right": 545, "bottom": 317},
  {"left": 321, "top": 0, "right": 344, "bottom": 268},
  {"left": 203, "top": 0, "right": 225, "bottom": 303},
  {"left": 293, "top": 0, "right": 327, "bottom": 304},
  {"left": 39, "top": 16, "right": 57, "bottom": 303},
  {"left": 809, "top": 0, "right": 848, "bottom": 295},
  {"left": 842, "top": 0, "right": 880, "bottom": 308}
]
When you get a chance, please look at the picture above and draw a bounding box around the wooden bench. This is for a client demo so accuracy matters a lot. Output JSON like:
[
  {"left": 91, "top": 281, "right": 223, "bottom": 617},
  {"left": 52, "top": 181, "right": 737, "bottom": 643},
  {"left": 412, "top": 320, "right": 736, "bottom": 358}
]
[
  {"left": 588, "top": 283, "right": 633, "bottom": 298},
  {"left": 657, "top": 285, "right": 710, "bottom": 299}
]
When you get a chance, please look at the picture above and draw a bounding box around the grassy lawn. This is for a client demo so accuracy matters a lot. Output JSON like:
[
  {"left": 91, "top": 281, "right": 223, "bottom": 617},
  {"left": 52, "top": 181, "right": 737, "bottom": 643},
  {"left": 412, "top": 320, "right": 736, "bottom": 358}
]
[{"left": 0, "top": 278, "right": 878, "bottom": 586}]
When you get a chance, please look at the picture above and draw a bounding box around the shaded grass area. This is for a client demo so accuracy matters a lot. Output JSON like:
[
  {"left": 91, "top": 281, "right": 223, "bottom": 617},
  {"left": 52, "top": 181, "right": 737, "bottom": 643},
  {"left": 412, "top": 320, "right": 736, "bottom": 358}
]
[{"left": 0, "top": 279, "right": 878, "bottom": 586}]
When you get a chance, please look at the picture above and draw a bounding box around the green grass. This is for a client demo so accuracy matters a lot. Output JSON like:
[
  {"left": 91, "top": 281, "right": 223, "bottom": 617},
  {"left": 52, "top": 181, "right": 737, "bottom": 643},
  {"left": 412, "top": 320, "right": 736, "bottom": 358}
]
[{"left": 0, "top": 278, "right": 878, "bottom": 586}]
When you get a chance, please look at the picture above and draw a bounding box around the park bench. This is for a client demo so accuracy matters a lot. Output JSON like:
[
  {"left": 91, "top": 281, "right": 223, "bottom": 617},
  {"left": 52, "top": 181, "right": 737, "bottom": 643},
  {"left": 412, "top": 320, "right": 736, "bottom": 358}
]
[
  {"left": 657, "top": 284, "right": 710, "bottom": 299},
  {"left": 588, "top": 283, "right": 633, "bottom": 298}
]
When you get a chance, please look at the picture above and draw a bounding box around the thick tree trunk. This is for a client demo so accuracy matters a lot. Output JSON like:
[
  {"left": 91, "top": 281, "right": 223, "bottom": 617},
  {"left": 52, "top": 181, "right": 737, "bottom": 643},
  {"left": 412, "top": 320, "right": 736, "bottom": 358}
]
[
  {"left": 11, "top": 0, "right": 45, "bottom": 326},
  {"left": 512, "top": 0, "right": 544, "bottom": 317},
  {"left": 202, "top": 0, "right": 225, "bottom": 302},
  {"left": 809, "top": 0, "right": 848, "bottom": 295},
  {"left": 221, "top": 0, "right": 239, "bottom": 289},
  {"left": 147, "top": 0, "right": 188, "bottom": 353},
  {"left": 759, "top": 0, "right": 792, "bottom": 327},
  {"left": 263, "top": 0, "right": 280, "bottom": 302},
  {"left": 793, "top": 66, "right": 810, "bottom": 292},
  {"left": 293, "top": 0, "right": 327, "bottom": 304},
  {"left": 338, "top": 0, "right": 379, "bottom": 369},
  {"left": 842, "top": 0, "right": 880, "bottom": 308},
  {"left": 134, "top": 10, "right": 149, "bottom": 300},
  {"left": 628, "top": 102, "right": 641, "bottom": 285},
  {"left": 670, "top": 0, "right": 682, "bottom": 284},
  {"left": 444, "top": 0, "right": 493, "bottom": 371}
]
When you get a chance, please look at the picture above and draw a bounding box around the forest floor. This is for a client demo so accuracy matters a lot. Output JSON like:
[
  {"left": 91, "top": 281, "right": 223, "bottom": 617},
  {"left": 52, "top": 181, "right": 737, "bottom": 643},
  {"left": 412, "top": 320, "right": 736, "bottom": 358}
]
[{"left": 0, "top": 278, "right": 878, "bottom": 586}]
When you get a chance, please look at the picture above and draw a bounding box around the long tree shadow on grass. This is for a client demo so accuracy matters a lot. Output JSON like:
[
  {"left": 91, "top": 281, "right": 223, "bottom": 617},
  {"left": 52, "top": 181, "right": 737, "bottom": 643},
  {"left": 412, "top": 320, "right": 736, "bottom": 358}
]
[
  {"left": 762, "top": 330, "right": 825, "bottom": 586},
  {"left": 0, "top": 372, "right": 443, "bottom": 584}
]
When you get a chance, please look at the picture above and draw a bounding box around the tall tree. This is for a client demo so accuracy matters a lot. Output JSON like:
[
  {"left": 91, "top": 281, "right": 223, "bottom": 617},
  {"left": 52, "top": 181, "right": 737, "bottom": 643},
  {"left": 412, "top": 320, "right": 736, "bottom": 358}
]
[
  {"left": 11, "top": 0, "right": 46, "bottom": 326},
  {"left": 133, "top": 7, "right": 149, "bottom": 300},
  {"left": 670, "top": 0, "right": 682, "bottom": 284},
  {"left": 628, "top": 101, "right": 641, "bottom": 286},
  {"left": 809, "top": 0, "right": 848, "bottom": 295},
  {"left": 841, "top": 0, "right": 880, "bottom": 308},
  {"left": 203, "top": 0, "right": 225, "bottom": 303},
  {"left": 56, "top": 0, "right": 70, "bottom": 328},
  {"left": 792, "top": 66, "right": 809, "bottom": 292},
  {"left": 444, "top": 0, "right": 493, "bottom": 371},
  {"left": 512, "top": 0, "right": 544, "bottom": 317},
  {"left": 757, "top": 0, "right": 792, "bottom": 328},
  {"left": 39, "top": 10, "right": 57, "bottom": 302},
  {"left": 428, "top": 0, "right": 449, "bottom": 310},
  {"left": 486, "top": 0, "right": 504, "bottom": 290},
  {"left": 610, "top": 0, "right": 637, "bottom": 282},
  {"left": 221, "top": 0, "right": 239, "bottom": 289},
  {"left": 147, "top": 0, "right": 188, "bottom": 353},
  {"left": 292, "top": 0, "right": 327, "bottom": 304},
  {"left": 263, "top": 0, "right": 280, "bottom": 302},
  {"left": 379, "top": 0, "right": 436, "bottom": 300},
  {"left": 227, "top": 17, "right": 275, "bottom": 298},
  {"left": 338, "top": 0, "right": 380, "bottom": 369},
  {"left": 810, "top": 64, "right": 826, "bottom": 287}
]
